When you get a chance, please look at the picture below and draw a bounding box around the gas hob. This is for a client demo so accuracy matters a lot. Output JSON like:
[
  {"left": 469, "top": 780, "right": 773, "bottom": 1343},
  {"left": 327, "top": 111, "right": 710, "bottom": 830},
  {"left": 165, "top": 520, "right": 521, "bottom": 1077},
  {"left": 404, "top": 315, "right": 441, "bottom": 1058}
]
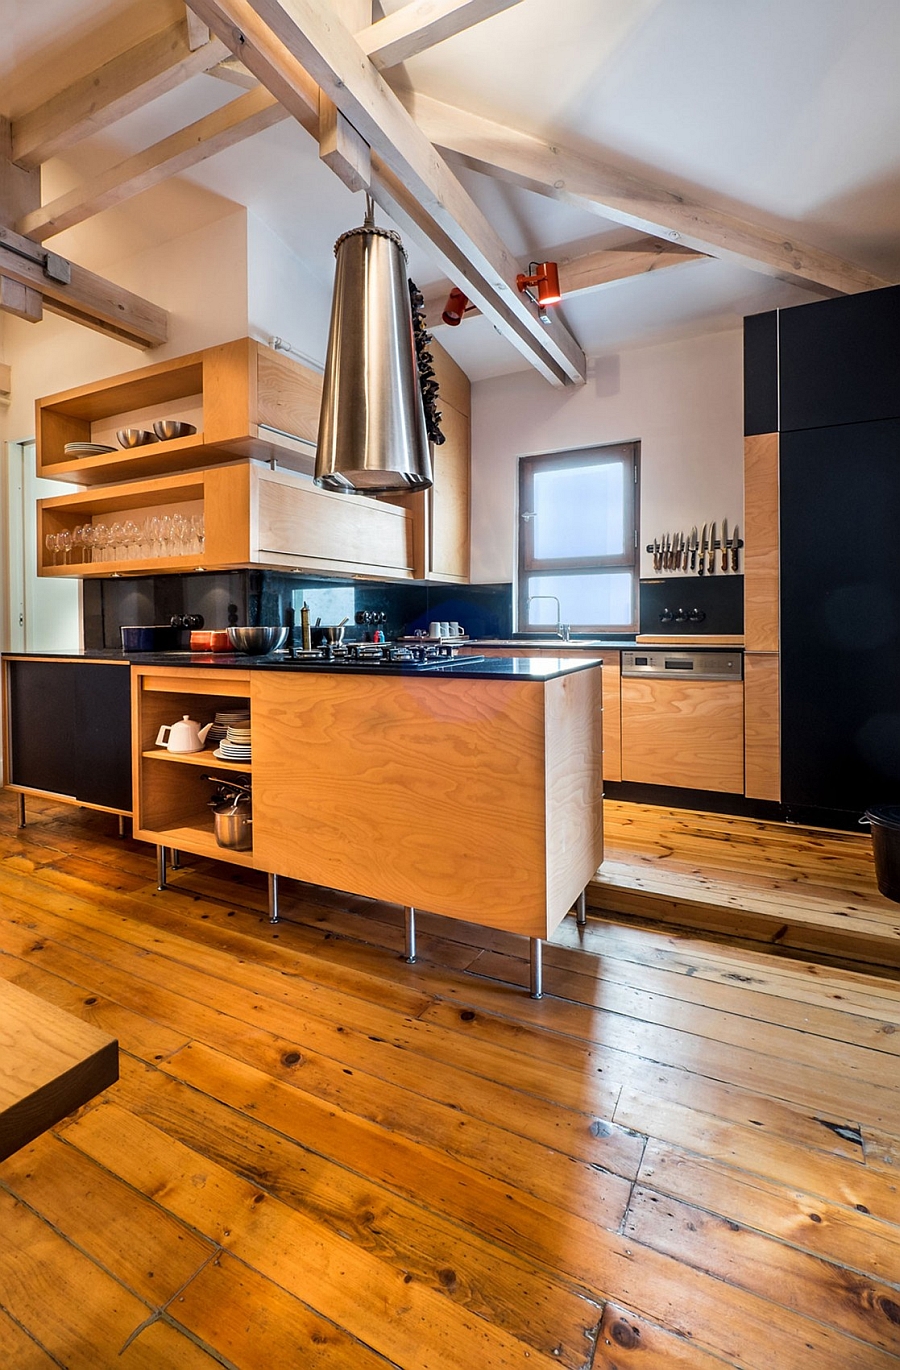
[{"left": 285, "top": 643, "right": 484, "bottom": 669}]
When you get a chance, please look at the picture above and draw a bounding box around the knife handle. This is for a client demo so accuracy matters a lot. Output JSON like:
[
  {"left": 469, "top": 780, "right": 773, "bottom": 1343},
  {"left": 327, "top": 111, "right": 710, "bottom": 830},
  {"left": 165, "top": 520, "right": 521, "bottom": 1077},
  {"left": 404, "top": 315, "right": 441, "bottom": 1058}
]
[
  {"left": 732, "top": 543, "right": 740, "bottom": 572},
  {"left": 722, "top": 544, "right": 728, "bottom": 572},
  {"left": 690, "top": 550, "right": 696, "bottom": 572},
  {"left": 698, "top": 554, "right": 705, "bottom": 577}
]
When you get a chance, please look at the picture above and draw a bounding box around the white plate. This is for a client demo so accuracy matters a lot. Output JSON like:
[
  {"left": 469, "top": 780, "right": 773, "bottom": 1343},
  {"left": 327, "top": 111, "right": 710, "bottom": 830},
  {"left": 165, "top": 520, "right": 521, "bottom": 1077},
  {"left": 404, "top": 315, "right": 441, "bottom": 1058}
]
[
  {"left": 213, "top": 747, "right": 251, "bottom": 761},
  {"left": 64, "top": 443, "right": 116, "bottom": 454}
]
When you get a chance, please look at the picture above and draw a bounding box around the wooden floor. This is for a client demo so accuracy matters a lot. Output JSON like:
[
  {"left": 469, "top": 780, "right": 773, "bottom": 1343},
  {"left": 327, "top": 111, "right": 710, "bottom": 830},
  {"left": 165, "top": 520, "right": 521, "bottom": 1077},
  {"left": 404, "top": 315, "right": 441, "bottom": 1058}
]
[
  {"left": 594, "top": 800, "right": 900, "bottom": 973},
  {"left": 2, "top": 792, "right": 900, "bottom": 1369}
]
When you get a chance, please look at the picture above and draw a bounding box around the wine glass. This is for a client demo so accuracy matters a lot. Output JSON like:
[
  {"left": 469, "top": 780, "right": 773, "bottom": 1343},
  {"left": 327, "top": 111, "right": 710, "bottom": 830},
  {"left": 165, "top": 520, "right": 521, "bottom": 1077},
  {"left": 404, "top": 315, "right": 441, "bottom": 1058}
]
[
  {"left": 80, "top": 525, "right": 95, "bottom": 564},
  {"left": 109, "top": 523, "right": 125, "bottom": 563},
  {"left": 171, "top": 513, "right": 188, "bottom": 556},
  {"left": 93, "top": 524, "right": 109, "bottom": 563},
  {"left": 158, "top": 515, "right": 172, "bottom": 558},
  {"left": 58, "top": 530, "right": 72, "bottom": 565},
  {"left": 44, "top": 532, "right": 59, "bottom": 566},
  {"left": 191, "top": 512, "right": 205, "bottom": 556},
  {"left": 123, "top": 520, "right": 140, "bottom": 560}
]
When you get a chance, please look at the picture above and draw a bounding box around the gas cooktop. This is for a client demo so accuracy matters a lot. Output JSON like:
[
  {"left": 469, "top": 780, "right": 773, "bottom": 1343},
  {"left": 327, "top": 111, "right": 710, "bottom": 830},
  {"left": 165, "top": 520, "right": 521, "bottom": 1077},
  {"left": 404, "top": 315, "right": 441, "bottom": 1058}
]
[{"left": 283, "top": 643, "right": 484, "bottom": 669}]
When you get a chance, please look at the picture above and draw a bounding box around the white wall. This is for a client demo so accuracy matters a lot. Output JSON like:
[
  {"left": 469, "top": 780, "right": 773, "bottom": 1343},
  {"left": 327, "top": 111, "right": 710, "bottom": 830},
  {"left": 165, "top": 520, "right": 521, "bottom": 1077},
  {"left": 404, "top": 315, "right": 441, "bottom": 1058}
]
[
  {"left": 247, "top": 213, "right": 331, "bottom": 372},
  {"left": 469, "top": 328, "right": 744, "bottom": 583}
]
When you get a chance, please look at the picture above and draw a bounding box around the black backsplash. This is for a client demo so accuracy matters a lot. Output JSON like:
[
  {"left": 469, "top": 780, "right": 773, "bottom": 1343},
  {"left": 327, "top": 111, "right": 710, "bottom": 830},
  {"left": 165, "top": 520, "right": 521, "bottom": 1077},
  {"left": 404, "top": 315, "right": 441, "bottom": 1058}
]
[
  {"left": 639, "top": 576, "right": 744, "bottom": 635},
  {"left": 83, "top": 572, "right": 513, "bottom": 649}
]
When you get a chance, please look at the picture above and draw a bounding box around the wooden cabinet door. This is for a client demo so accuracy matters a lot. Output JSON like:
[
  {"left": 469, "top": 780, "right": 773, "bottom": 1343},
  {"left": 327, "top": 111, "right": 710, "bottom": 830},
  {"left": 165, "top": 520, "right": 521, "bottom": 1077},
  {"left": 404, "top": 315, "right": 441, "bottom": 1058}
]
[
  {"left": 621, "top": 677, "right": 744, "bottom": 793},
  {"left": 430, "top": 400, "right": 470, "bottom": 580}
]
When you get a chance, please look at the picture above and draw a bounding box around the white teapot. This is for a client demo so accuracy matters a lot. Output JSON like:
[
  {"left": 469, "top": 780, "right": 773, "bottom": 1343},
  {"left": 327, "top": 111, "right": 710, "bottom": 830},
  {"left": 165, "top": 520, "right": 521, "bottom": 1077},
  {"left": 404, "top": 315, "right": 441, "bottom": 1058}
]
[{"left": 156, "top": 715, "right": 212, "bottom": 753}]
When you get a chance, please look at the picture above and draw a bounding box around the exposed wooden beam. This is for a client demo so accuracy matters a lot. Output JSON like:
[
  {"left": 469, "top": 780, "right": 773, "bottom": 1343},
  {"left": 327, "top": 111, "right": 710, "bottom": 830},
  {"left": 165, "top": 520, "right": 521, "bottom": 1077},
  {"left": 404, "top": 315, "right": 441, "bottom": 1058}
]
[
  {"left": 18, "top": 89, "right": 289, "bottom": 244},
  {"left": 0, "top": 118, "right": 40, "bottom": 230},
  {"left": 358, "top": 0, "right": 525, "bottom": 71},
  {"left": 208, "top": 55, "right": 262, "bottom": 87},
  {"left": 0, "top": 225, "right": 168, "bottom": 348},
  {"left": 318, "top": 93, "right": 371, "bottom": 193},
  {"left": 403, "top": 92, "right": 894, "bottom": 297},
  {"left": 186, "top": 0, "right": 585, "bottom": 385},
  {"left": 11, "top": 19, "right": 229, "bottom": 170},
  {"left": 185, "top": 7, "right": 212, "bottom": 48},
  {"left": 0, "top": 275, "right": 43, "bottom": 323},
  {"left": 420, "top": 236, "right": 705, "bottom": 327}
]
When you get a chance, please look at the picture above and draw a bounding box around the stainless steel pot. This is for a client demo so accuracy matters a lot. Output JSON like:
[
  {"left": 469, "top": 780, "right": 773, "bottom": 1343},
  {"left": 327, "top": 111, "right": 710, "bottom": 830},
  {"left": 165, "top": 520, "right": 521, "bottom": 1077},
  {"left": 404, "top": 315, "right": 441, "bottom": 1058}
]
[{"left": 213, "top": 803, "right": 252, "bottom": 851}]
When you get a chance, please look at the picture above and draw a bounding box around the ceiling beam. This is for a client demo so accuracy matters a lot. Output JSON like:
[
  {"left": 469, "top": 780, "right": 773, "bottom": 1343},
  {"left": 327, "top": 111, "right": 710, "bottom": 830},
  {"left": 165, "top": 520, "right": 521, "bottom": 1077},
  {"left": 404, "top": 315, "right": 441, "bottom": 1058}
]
[
  {"left": 403, "top": 92, "right": 894, "bottom": 297},
  {"left": 357, "top": 0, "right": 525, "bottom": 71},
  {"left": 10, "top": 19, "right": 230, "bottom": 170},
  {"left": 0, "top": 225, "right": 168, "bottom": 347},
  {"left": 186, "top": 0, "right": 585, "bottom": 385},
  {"left": 1, "top": 275, "right": 43, "bottom": 322},
  {"left": 420, "top": 235, "right": 705, "bottom": 328},
  {"left": 18, "top": 88, "right": 289, "bottom": 244}
]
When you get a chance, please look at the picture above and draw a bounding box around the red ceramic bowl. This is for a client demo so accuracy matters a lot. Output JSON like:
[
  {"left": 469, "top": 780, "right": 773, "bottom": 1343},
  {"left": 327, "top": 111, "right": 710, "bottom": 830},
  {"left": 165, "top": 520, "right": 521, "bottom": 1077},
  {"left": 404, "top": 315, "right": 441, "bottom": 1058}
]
[{"left": 190, "top": 630, "right": 230, "bottom": 653}]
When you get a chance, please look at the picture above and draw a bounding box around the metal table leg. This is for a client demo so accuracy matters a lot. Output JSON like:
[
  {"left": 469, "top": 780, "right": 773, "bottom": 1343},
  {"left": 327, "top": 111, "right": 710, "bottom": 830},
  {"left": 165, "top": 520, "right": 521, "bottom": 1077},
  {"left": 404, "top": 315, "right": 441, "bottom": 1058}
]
[
  {"left": 529, "top": 938, "right": 543, "bottom": 999},
  {"left": 268, "top": 872, "right": 280, "bottom": 924},
  {"left": 576, "top": 890, "right": 587, "bottom": 927},
  {"left": 118, "top": 815, "right": 126, "bottom": 838},
  {"left": 404, "top": 906, "right": 417, "bottom": 963},
  {"left": 156, "top": 845, "right": 167, "bottom": 891},
  {"left": 171, "top": 849, "right": 182, "bottom": 870},
  {"left": 16, "top": 794, "right": 25, "bottom": 828}
]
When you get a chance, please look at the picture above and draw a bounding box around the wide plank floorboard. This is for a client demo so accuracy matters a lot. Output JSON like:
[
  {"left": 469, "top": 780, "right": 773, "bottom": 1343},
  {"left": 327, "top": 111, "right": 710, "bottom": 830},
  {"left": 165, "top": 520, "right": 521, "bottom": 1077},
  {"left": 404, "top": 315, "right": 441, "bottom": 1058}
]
[{"left": 1, "top": 793, "right": 900, "bottom": 1369}]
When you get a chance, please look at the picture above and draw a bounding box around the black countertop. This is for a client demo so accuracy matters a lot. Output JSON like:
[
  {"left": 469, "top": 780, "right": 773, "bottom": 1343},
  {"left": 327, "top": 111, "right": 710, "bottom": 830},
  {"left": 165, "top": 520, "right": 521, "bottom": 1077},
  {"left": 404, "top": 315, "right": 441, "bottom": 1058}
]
[{"left": 3, "top": 649, "right": 602, "bottom": 681}]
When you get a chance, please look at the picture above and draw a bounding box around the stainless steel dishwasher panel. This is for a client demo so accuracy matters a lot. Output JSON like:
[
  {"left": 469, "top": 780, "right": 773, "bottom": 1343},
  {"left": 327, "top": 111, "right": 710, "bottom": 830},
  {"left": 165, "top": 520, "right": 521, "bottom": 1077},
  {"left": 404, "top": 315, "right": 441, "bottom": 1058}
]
[{"left": 622, "top": 650, "right": 743, "bottom": 682}]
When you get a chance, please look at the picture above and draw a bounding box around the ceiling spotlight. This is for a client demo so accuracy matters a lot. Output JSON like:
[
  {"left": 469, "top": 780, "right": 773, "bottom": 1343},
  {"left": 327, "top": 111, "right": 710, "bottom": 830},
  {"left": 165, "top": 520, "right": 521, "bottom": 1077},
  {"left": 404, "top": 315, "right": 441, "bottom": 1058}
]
[
  {"left": 516, "top": 261, "right": 562, "bottom": 311},
  {"left": 441, "top": 287, "right": 470, "bottom": 326}
]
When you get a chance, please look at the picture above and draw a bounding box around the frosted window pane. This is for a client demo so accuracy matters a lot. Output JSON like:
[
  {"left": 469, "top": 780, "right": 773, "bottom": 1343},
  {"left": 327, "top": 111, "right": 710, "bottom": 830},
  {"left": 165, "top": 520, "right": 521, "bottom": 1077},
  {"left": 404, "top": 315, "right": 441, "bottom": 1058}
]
[
  {"left": 533, "top": 463, "right": 625, "bottom": 559},
  {"left": 526, "top": 573, "right": 633, "bottom": 628}
]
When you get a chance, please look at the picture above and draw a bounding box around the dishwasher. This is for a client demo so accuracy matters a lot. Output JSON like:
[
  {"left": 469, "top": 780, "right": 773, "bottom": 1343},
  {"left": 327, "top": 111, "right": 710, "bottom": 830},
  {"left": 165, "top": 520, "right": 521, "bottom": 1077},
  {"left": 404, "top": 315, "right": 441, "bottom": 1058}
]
[{"left": 620, "top": 650, "right": 745, "bottom": 794}]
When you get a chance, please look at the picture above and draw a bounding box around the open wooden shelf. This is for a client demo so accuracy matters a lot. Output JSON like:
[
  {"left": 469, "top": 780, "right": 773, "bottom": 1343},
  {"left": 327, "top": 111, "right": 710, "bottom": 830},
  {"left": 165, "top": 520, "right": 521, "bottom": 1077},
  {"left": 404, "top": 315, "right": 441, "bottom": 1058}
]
[
  {"left": 140, "top": 819, "right": 257, "bottom": 869},
  {"left": 36, "top": 338, "right": 322, "bottom": 486},
  {"left": 143, "top": 748, "right": 251, "bottom": 773}
]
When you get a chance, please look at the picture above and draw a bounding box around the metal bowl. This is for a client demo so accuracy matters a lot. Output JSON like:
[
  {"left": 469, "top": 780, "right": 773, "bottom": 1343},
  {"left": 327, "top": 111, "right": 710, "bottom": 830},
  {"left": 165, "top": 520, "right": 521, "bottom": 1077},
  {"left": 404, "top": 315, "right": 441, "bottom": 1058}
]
[
  {"left": 312, "top": 624, "right": 345, "bottom": 647},
  {"left": 153, "top": 420, "right": 197, "bottom": 441},
  {"left": 227, "top": 626, "right": 289, "bottom": 655},
  {"left": 116, "top": 428, "right": 158, "bottom": 448}
]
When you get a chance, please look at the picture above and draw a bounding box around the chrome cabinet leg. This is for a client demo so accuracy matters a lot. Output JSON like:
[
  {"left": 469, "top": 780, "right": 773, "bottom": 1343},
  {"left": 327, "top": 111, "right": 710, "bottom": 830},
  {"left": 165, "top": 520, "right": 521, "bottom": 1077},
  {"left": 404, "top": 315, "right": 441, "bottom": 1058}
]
[
  {"left": 268, "top": 873, "right": 280, "bottom": 924},
  {"left": 157, "top": 845, "right": 167, "bottom": 891},
  {"left": 16, "top": 794, "right": 25, "bottom": 828},
  {"left": 529, "top": 938, "right": 543, "bottom": 999},
  {"left": 118, "top": 814, "right": 126, "bottom": 838},
  {"left": 576, "top": 890, "right": 587, "bottom": 927},
  {"left": 171, "top": 849, "right": 182, "bottom": 870},
  {"left": 404, "top": 906, "right": 417, "bottom": 963}
]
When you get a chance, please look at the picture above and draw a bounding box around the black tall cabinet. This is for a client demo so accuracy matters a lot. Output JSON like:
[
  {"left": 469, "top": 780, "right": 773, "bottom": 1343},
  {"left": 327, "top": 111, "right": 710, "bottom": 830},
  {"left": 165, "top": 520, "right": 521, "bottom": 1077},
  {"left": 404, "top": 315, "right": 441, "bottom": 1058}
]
[{"left": 746, "top": 283, "right": 900, "bottom": 819}]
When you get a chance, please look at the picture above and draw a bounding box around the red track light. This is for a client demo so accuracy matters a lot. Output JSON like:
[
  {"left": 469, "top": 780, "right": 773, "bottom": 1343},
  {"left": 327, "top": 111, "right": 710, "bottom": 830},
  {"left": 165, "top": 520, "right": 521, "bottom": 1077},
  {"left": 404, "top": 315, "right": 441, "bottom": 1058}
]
[
  {"left": 441, "top": 287, "right": 470, "bottom": 326},
  {"left": 516, "top": 261, "right": 562, "bottom": 307}
]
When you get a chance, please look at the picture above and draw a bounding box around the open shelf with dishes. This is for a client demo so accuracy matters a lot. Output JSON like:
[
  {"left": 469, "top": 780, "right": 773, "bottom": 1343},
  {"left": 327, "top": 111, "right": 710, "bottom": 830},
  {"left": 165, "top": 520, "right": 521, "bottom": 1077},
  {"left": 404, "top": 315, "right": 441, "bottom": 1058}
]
[
  {"left": 36, "top": 337, "right": 322, "bottom": 486},
  {"left": 132, "top": 666, "right": 256, "bottom": 867},
  {"left": 37, "top": 464, "right": 418, "bottom": 579}
]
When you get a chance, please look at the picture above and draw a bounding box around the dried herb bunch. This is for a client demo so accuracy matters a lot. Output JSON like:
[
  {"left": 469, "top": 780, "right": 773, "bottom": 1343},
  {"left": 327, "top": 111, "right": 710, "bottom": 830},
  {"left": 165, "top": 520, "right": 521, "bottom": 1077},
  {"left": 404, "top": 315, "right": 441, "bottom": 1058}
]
[{"left": 409, "top": 280, "right": 445, "bottom": 445}]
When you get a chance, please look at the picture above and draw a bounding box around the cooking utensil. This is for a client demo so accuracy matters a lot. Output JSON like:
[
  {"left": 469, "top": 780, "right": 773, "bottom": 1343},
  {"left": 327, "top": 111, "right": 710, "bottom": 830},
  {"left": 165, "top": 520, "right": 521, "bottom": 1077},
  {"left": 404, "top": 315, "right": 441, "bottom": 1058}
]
[
  {"left": 312, "top": 623, "right": 346, "bottom": 647},
  {"left": 721, "top": 518, "right": 729, "bottom": 572},
  {"left": 698, "top": 523, "right": 708, "bottom": 577},
  {"left": 689, "top": 526, "right": 698, "bottom": 572},
  {"left": 652, "top": 536, "right": 660, "bottom": 572},
  {"left": 731, "top": 524, "right": 741, "bottom": 572},
  {"left": 190, "top": 629, "right": 230, "bottom": 652},
  {"left": 708, "top": 521, "right": 717, "bottom": 575},
  {"left": 152, "top": 420, "right": 197, "bottom": 441},
  {"left": 227, "top": 626, "right": 289, "bottom": 655},
  {"left": 120, "top": 624, "right": 183, "bottom": 651},
  {"left": 116, "top": 428, "right": 158, "bottom": 448}
]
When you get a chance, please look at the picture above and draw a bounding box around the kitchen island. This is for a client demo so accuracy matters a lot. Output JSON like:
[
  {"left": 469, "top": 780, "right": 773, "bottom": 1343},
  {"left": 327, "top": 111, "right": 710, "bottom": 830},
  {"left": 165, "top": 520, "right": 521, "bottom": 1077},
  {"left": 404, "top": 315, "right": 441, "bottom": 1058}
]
[{"left": 128, "top": 653, "right": 603, "bottom": 997}]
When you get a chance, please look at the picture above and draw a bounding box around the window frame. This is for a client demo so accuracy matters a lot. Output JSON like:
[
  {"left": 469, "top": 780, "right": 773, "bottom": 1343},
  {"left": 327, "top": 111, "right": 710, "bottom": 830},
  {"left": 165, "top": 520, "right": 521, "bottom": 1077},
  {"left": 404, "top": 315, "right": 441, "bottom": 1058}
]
[{"left": 516, "top": 441, "right": 640, "bottom": 634}]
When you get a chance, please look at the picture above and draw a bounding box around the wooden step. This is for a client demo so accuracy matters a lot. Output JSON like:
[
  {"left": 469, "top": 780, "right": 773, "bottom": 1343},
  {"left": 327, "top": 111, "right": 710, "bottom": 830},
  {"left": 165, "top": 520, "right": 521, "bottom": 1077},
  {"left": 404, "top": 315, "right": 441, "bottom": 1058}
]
[{"left": 590, "top": 802, "right": 900, "bottom": 972}]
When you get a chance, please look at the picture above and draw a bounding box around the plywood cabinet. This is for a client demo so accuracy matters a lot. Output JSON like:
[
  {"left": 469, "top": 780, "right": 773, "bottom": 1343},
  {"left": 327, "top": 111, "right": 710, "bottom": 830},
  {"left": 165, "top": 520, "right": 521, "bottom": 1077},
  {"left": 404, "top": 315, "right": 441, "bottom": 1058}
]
[
  {"left": 37, "top": 464, "right": 417, "bottom": 580},
  {"left": 621, "top": 677, "right": 744, "bottom": 793},
  {"left": 36, "top": 337, "right": 322, "bottom": 486}
]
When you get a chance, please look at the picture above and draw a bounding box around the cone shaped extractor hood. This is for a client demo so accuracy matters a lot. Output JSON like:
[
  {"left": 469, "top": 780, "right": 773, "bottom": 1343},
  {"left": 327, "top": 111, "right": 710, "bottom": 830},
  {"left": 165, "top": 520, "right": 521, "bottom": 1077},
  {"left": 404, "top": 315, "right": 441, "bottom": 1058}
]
[{"left": 315, "top": 211, "right": 432, "bottom": 493}]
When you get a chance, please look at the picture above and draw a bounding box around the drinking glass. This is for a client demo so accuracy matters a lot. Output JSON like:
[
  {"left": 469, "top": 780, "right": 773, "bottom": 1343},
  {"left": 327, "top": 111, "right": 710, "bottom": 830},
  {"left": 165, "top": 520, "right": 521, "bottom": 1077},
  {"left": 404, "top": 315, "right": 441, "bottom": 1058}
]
[
  {"left": 191, "top": 512, "right": 205, "bottom": 556},
  {"left": 171, "top": 513, "right": 188, "bottom": 556},
  {"left": 58, "top": 530, "right": 72, "bottom": 565},
  {"left": 123, "top": 520, "right": 140, "bottom": 559},
  {"left": 44, "top": 532, "right": 59, "bottom": 566},
  {"left": 93, "top": 524, "right": 109, "bottom": 562},
  {"left": 158, "top": 515, "right": 172, "bottom": 558},
  {"left": 110, "top": 523, "right": 125, "bottom": 562},
  {"left": 148, "top": 517, "right": 161, "bottom": 558}
]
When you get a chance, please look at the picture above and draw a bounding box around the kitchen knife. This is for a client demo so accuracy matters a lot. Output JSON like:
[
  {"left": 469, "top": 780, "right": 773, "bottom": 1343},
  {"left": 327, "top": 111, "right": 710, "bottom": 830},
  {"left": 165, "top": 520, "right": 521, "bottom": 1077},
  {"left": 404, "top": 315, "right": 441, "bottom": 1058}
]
[
  {"left": 665, "top": 532, "right": 672, "bottom": 570},
  {"left": 708, "top": 521, "right": 717, "bottom": 574},
  {"left": 731, "top": 524, "right": 740, "bottom": 572},
  {"left": 721, "top": 518, "right": 729, "bottom": 572},
  {"left": 689, "top": 526, "right": 698, "bottom": 572},
  {"left": 679, "top": 531, "right": 686, "bottom": 570},
  {"left": 698, "top": 523, "right": 708, "bottom": 576},
  {"left": 653, "top": 536, "right": 660, "bottom": 573}
]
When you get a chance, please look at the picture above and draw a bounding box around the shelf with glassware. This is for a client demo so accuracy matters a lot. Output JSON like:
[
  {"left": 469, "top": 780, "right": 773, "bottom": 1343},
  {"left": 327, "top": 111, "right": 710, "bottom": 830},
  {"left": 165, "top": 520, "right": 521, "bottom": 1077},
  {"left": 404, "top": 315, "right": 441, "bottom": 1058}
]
[
  {"left": 132, "top": 665, "right": 258, "bottom": 868},
  {"left": 37, "top": 462, "right": 418, "bottom": 580},
  {"left": 36, "top": 336, "right": 323, "bottom": 487}
]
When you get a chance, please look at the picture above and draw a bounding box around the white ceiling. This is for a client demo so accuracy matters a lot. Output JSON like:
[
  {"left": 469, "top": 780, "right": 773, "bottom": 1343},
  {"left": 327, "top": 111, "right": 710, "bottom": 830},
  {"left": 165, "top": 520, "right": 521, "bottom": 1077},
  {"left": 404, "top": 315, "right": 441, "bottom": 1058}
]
[{"left": 5, "top": 0, "right": 900, "bottom": 379}]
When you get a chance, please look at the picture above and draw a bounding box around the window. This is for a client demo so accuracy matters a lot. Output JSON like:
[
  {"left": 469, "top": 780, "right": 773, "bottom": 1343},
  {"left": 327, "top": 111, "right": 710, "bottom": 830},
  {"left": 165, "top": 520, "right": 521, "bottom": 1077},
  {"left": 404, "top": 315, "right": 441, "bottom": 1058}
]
[{"left": 517, "top": 442, "right": 639, "bottom": 633}]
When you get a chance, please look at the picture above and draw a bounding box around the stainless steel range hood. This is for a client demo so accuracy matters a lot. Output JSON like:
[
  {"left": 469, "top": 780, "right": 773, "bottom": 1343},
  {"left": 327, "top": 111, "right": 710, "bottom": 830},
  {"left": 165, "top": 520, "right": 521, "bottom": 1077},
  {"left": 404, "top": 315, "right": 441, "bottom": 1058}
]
[{"left": 315, "top": 207, "right": 432, "bottom": 494}]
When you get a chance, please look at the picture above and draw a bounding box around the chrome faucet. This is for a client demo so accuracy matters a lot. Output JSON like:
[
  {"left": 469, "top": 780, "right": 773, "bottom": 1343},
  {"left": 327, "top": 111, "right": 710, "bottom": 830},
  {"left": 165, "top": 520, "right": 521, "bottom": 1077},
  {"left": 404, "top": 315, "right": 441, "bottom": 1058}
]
[{"left": 526, "top": 594, "right": 571, "bottom": 641}]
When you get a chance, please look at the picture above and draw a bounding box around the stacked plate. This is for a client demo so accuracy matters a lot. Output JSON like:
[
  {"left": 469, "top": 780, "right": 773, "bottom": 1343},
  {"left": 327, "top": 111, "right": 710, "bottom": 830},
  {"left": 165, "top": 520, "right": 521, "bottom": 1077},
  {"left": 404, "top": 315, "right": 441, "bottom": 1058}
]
[
  {"left": 207, "top": 708, "right": 250, "bottom": 751},
  {"left": 214, "top": 718, "right": 252, "bottom": 763},
  {"left": 63, "top": 441, "right": 115, "bottom": 455}
]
